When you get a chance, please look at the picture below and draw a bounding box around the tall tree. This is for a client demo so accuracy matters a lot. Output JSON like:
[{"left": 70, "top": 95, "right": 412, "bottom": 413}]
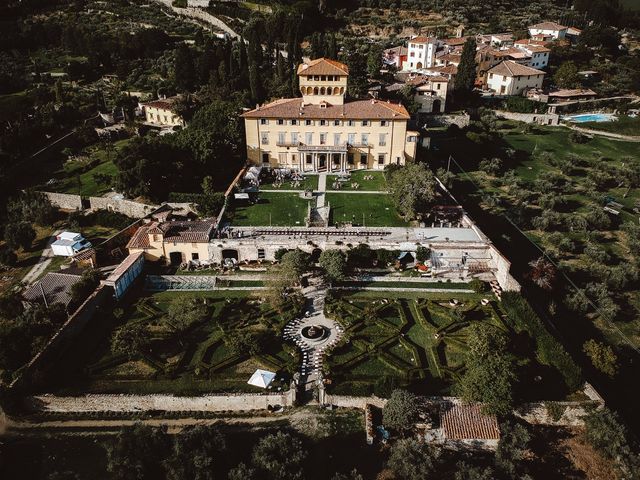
[
  {"left": 106, "top": 424, "right": 170, "bottom": 480},
  {"left": 382, "top": 389, "right": 421, "bottom": 433},
  {"left": 252, "top": 432, "right": 307, "bottom": 480},
  {"left": 164, "top": 425, "right": 226, "bottom": 480},
  {"left": 174, "top": 43, "right": 196, "bottom": 92},
  {"left": 454, "top": 37, "right": 477, "bottom": 95},
  {"left": 386, "top": 439, "right": 441, "bottom": 480},
  {"left": 387, "top": 163, "right": 437, "bottom": 220}
]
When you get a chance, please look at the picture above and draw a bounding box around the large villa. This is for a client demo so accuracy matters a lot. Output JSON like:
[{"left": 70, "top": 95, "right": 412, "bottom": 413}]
[{"left": 241, "top": 58, "right": 419, "bottom": 172}]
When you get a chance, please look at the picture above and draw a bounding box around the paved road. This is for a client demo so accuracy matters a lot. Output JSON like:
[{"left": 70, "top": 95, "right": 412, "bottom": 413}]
[{"left": 22, "top": 229, "right": 62, "bottom": 286}]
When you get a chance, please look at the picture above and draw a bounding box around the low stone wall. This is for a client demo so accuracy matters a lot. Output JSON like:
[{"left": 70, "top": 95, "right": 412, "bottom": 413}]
[
  {"left": 88, "top": 197, "right": 158, "bottom": 218},
  {"left": 515, "top": 401, "right": 599, "bottom": 427},
  {"left": 495, "top": 110, "right": 560, "bottom": 126},
  {"left": 10, "top": 286, "right": 112, "bottom": 391},
  {"left": 40, "top": 191, "right": 83, "bottom": 211},
  {"left": 423, "top": 114, "right": 470, "bottom": 128},
  {"left": 323, "top": 394, "right": 387, "bottom": 409},
  {"left": 29, "top": 390, "right": 296, "bottom": 413}
]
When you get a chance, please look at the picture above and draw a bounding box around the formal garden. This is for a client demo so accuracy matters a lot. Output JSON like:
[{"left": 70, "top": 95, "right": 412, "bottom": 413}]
[
  {"left": 323, "top": 290, "right": 582, "bottom": 405},
  {"left": 326, "top": 192, "right": 408, "bottom": 227},
  {"left": 52, "top": 290, "right": 304, "bottom": 394}
]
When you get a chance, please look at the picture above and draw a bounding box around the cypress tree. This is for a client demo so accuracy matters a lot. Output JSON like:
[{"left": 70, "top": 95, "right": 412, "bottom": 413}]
[{"left": 454, "top": 37, "right": 477, "bottom": 95}]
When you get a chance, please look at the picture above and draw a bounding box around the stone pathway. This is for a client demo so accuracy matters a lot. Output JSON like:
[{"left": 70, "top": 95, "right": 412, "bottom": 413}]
[
  {"left": 283, "top": 275, "right": 342, "bottom": 390},
  {"left": 316, "top": 173, "right": 327, "bottom": 208}
]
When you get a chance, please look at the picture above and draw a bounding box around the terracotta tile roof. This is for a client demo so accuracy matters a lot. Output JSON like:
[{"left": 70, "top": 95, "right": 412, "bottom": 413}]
[
  {"left": 385, "top": 46, "right": 408, "bottom": 56},
  {"left": 529, "top": 21, "right": 567, "bottom": 31},
  {"left": 440, "top": 402, "right": 500, "bottom": 440},
  {"left": 406, "top": 74, "right": 449, "bottom": 86},
  {"left": 72, "top": 247, "right": 95, "bottom": 262},
  {"left": 522, "top": 44, "right": 551, "bottom": 53},
  {"left": 143, "top": 96, "right": 181, "bottom": 112},
  {"left": 488, "top": 60, "right": 545, "bottom": 77},
  {"left": 241, "top": 98, "right": 410, "bottom": 120},
  {"left": 160, "top": 220, "right": 214, "bottom": 243},
  {"left": 548, "top": 88, "right": 597, "bottom": 98},
  {"left": 409, "top": 36, "right": 437, "bottom": 44},
  {"left": 127, "top": 224, "right": 154, "bottom": 250},
  {"left": 439, "top": 53, "right": 462, "bottom": 62},
  {"left": 425, "top": 64, "right": 458, "bottom": 76},
  {"left": 23, "top": 272, "right": 83, "bottom": 307},
  {"left": 515, "top": 39, "right": 547, "bottom": 46},
  {"left": 297, "top": 58, "right": 349, "bottom": 76},
  {"left": 442, "top": 37, "right": 468, "bottom": 46}
]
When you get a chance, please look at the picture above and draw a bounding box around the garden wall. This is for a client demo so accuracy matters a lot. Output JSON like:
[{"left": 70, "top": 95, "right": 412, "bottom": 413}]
[
  {"left": 88, "top": 197, "right": 158, "bottom": 218},
  {"left": 40, "top": 191, "right": 83, "bottom": 210},
  {"left": 28, "top": 390, "right": 296, "bottom": 413},
  {"left": 322, "top": 394, "right": 387, "bottom": 409},
  {"left": 423, "top": 114, "right": 470, "bottom": 128},
  {"left": 515, "top": 401, "right": 600, "bottom": 427},
  {"left": 495, "top": 110, "right": 560, "bottom": 126},
  {"left": 10, "top": 286, "right": 112, "bottom": 391}
]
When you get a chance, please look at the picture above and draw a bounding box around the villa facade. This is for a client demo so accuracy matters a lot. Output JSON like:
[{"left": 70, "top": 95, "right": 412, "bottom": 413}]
[{"left": 241, "top": 58, "right": 418, "bottom": 172}]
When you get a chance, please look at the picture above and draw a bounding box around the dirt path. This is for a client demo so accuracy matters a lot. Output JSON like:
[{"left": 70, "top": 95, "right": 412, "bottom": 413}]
[{"left": 22, "top": 229, "right": 62, "bottom": 286}]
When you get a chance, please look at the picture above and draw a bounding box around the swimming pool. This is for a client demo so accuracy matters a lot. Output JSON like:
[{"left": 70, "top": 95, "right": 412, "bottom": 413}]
[{"left": 564, "top": 113, "right": 617, "bottom": 123}]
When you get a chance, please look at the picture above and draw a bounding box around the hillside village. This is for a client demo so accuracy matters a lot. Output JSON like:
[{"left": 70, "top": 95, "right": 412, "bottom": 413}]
[{"left": 0, "top": 0, "right": 640, "bottom": 478}]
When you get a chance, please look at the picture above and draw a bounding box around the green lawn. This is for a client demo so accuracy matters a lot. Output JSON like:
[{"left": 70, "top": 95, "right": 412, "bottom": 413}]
[
  {"left": 326, "top": 193, "right": 408, "bottom": 227},
  {"left": 260, "top": 174, "right": 318, "bottom": 191},
  {"left": 327, "top": 170, "right": 388, "bottom": 191},
  {"left": 337, "top": 280, "right": 473, "bottom": 290},
  {"left": 50, "top": 289, "right": 300, "bottom": 395},
  {"left": 231, "top": 192, "right": 311, "bottom": 226},
  {"left": 578, "top": 115, "right": 640, "bottom": 136},
  {"left": 53, "top": 138, "right": 133, "bottom": 197}
]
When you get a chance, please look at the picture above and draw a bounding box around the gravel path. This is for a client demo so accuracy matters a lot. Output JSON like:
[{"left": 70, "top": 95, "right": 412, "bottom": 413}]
[{"left": 22, "top": 229, "right": 62, "bottom": 286}]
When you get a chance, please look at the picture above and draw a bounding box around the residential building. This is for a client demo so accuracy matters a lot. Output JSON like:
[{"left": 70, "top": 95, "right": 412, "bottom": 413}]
[
  {"left": 383, "top": 45, "right": 408, "bottom": 69},
  {"left": 23, "top": 271, "right": 83, "bottom": 309},
  {"left": 127, "top": 220, "right": 215, "bottom": 264},
  {"left": 241, "top": 58, "right": 418, "bottom": 172},
  {"left": 142, "top": 96, "right": 186, "bottom": 128},
  {"left": 528, "top": 21, "right": 568, "bottom": 41},
  {"left": 51, "top": 232, "right": 92, "bottom": 257},
  {"left": 486, "top": 61, "right": 546, "bottom": 96},
  {"left": 407, "top": 75, "right": 450, "bottom": 113},
  {"left": 514, "top": 40, "right": 550, "bottom": 69},
  {"left": 402, "top": 36, "right": 438, "bottom": 71}
]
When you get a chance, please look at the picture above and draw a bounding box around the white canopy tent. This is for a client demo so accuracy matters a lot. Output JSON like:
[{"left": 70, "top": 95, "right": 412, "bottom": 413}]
[{"left": 247, "top": 369, "right": 276, "bottom": 389}]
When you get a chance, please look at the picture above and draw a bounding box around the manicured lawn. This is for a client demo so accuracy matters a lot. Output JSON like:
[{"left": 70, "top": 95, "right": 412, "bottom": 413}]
[
  {"left": 578, "top": 115, "right": 640, "bottom": 136},
  {"left": 324, "top": 292, "right": 531, "bottom": 396},
  {"left": 337, "top": 280, "right": 473, "bottom": 290},
  {"left": 49, "top": 289, "right": 301, "bottom": 394},
  {"left": 231, "top": 192, "right": 311, "bottom": 226},
  {"left": 327, "top": 170, "right": 388, "bottom": 191},
  {"left": 260, "top": 174, "right": 318, "bottom": 191},
  {"left": 326, "top": 193, "right": 408, "bottom": 227}
]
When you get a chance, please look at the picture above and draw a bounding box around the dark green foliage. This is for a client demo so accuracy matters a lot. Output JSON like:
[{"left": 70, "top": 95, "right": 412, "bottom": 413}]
[
  {"left": 3, "top": 222, "right": 35, "bottom": 251},
  {"left": 386, "top": 438, "right": 440, "bottom": 480},
  {"left": 386, "top": 163, "right": 437, "bottom": 220},
  {"left": 319, "top": 250, "right": 347, "bottom": 282},
  {"left": 164, "top": 425, "right": 226, "bottom": 480},
  {"left": 456, "top": 323, "right": 516, "bottom": 416},
  {"left": 382, "top": 389, "right": 420, "bottom": 432},
  {"left": 106, "top": 424, "right": 171, "bottom": 480},
  {"left": 583, "top": 408, "right": 640, "bottom": 477},
  {"left": 7, "top": 190, "right": 57, "bottom": 227},
  {"left": 70, "top": 269, "right": 101, "bottom": 307},
  {"left": 0, "top": 246, "right": 17, "bottom": 267},
  {"left": 495, "top": 421, "right": 531, "bottom": 478},
  {"left": 251, "top": 431, "right": 307, "bottom": 480},
  {"left": 454, "top": 462, "right": 495, "bottom": 480},
  {"left": 374, "top": 375, "right": 401, "bottom": 398},
  {"left": 469, "top": 278, "right": 487, "bottom": 294},
  {"left": 454, "top": 37, "right": 477, "bottom": 95},
  {"left": 501, "top": 292, "right": 582, "bottom": 391},
  {"left": 111, "top": 322, "right": 150, "bottom": 360}
]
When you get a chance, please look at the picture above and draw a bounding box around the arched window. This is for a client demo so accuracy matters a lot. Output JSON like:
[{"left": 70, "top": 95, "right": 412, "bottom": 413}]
[
  {"left": 313, "top": 87, "right": 319, "bottom": 95},
  {"left": 340, "top": 87, "right": 345, "bottom": 95},
  {"left": 300, "top": 87, "right": 306, "bottom": 95},
  {"left": 320, "top": 87, "right": 326, "bottom": 95},
  {"left": 307, "top": 86, "right": 313, "bottom": 95},
  {"left": 327, "top": 87, "right": 333, "bottom": 95}
]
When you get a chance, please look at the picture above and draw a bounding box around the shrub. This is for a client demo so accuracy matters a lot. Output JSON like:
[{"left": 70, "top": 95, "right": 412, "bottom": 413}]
[
  {"left": 544, "top": 401, "right": 567, "bottom": 422},
  {"left": 469, "top": 278, "right": 487, "bottom": 294}
]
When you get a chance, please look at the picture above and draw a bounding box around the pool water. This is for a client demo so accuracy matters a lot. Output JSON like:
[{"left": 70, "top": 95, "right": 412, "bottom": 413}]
[{"left": 565, "top": 113, "right": 617, "bottom": 123}]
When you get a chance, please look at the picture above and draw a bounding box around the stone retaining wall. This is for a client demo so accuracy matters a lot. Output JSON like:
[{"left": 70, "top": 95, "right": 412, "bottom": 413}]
[
  {"left": 29, "top": 390, "right": 296, "bottom": 413},
  {"left": 88, "top": 197, "right": 158, "bottom": 218},
  {"left": 40, "top": 191, "right": 83, "bottom": 210},
  {"left": 495, "top": 110, "right": 560, "bottom": 126},
  {"left": 424, "top": 114, "right": 470, "bottom": 128}
]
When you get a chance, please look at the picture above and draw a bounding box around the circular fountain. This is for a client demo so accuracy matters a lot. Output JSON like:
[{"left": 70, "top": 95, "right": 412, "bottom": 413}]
[{"left": 301, "top": 325, "right": 328, "bottom": 342}]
